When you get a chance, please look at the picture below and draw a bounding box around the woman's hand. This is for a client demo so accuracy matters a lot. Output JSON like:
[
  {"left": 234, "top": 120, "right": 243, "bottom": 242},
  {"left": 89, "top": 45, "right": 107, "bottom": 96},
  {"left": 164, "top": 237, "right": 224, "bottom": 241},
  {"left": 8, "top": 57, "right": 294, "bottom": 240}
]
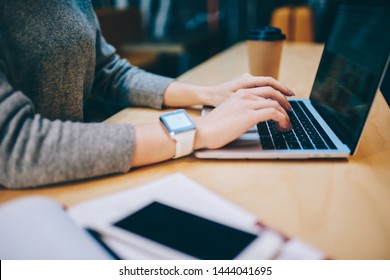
[
  {"left": 194, "top": 85, "right": 293, "bottom": 150},
  {"left": 205, "top": 73, "right": 295, "bottom": 107},
  {"left": 163, "top": 73, "right": 295, "bottom": 108}
]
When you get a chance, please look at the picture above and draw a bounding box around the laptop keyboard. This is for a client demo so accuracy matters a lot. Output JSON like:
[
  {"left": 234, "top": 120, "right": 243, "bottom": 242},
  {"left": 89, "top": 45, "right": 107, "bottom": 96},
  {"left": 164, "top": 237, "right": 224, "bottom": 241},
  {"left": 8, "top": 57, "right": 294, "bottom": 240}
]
[{"left": 257, "top": 100, "right": 337, "bottom": 150}]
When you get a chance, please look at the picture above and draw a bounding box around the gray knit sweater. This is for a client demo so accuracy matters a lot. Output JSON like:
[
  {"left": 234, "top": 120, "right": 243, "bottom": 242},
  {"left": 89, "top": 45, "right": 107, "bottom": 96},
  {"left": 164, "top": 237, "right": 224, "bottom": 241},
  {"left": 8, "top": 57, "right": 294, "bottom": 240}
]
[{"left": 0, "top": 0, "right": 174, "bottom": 189}]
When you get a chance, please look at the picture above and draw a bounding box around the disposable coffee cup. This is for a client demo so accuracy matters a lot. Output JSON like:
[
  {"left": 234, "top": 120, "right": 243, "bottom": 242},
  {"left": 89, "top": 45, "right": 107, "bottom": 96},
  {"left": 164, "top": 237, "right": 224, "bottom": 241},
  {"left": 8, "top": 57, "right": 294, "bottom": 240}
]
[{"left": 246, "top": 27, "right": 286, "bottom": 79}]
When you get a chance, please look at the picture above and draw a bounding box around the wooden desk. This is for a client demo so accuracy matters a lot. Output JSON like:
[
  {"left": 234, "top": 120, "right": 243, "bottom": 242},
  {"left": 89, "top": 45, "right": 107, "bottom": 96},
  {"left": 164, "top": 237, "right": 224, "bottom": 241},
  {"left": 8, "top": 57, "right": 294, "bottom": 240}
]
[{"left": 1, "top": 42, "right": 390, "bottom": 260}]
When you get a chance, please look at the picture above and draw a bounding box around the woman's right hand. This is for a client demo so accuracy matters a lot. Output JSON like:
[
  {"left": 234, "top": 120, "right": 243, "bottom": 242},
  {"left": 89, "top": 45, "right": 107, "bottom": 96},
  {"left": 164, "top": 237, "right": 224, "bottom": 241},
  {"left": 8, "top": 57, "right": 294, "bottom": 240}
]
[{"left": 194, "top": 85, "right": 293, "bottom": 150}]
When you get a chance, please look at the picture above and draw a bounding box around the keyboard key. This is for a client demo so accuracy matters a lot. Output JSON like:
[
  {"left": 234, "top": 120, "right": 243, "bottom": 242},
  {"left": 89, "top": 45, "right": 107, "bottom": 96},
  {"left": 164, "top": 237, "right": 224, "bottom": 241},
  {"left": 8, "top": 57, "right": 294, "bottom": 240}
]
[
  {"left": 314, "top": 144, "right": 328, "bottom": 150},
  {"left": 275, "top": 144, "right": 288, "bottom": 150},
  {"left": 274, "top": 140, "right": 288, "bottom": 150},
  {"left": 257, "top": 122, "right": 269, "bottom": 136},
  {"left": 287, "top": 142, "right": 302, "bottom": 150},
  {"left": 296, "top": 134, "right": 310, "bottom": 141},
  {"left": 301, "top": 142, "right": 315, "bottom": 149},
  {"left": 298, "top": 137, "right": 311, "bottom": 143},
  {"left": 283, "top": 132, "right": 297, "bottom": 142},
  {"left": 312, "top": 140, "right": 326, "bottom": 145},
  {"left": 261, "top": 137, "right": 275, "bottom": 150},
  {"left": 306, "top": 130, "right": 319, "bottom": 136}
]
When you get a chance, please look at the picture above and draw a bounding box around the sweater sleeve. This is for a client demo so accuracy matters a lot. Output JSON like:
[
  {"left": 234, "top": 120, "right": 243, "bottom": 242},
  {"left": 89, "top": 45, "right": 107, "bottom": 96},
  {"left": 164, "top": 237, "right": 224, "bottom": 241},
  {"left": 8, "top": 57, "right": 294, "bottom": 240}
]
[
  {"left": 90, "top": 13, "right": 174, "bottom": 110},
  {"left": 0, "top": 64, "right": 136, "bottom": 189}
]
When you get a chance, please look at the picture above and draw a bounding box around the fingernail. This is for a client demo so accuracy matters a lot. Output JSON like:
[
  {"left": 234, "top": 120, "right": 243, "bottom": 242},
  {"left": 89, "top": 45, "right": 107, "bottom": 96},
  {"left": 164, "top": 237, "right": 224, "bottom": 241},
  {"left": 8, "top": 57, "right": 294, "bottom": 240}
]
[
  {"left": 278, "top": 124, "right": 292, "bottom": 132},
  {"left": 287, "top": 88, "right": 295, "bottom": 96}
]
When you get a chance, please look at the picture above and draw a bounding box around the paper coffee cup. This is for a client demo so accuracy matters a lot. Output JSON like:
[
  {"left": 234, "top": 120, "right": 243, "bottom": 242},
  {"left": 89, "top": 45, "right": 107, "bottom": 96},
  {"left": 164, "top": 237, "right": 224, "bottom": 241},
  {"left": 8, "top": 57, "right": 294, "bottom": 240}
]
[{"left": 246, "top": 27, "right": 286, "bottom": 79}]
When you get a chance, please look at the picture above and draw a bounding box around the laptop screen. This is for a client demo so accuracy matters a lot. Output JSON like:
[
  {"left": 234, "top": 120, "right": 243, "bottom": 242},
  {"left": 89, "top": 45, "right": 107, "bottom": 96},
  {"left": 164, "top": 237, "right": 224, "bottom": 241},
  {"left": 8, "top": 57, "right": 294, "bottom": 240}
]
[{"left": 310, "top": 0, "right": 390, "bottom": 154}]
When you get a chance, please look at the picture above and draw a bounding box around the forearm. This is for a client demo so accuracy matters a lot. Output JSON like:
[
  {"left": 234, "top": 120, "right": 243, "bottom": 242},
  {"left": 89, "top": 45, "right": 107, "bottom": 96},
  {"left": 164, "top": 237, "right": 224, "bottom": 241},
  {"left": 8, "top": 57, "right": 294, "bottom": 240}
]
[{"left": 131, "top": 122, "right": 175, "bottom": 166}]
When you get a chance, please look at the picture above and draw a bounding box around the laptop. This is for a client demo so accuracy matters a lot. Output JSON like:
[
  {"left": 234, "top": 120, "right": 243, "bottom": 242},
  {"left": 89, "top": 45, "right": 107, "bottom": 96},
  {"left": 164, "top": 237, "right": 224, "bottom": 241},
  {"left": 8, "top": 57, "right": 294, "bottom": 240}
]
[{"left": 195, "top": 0, "right": 390, "bottom": 160}]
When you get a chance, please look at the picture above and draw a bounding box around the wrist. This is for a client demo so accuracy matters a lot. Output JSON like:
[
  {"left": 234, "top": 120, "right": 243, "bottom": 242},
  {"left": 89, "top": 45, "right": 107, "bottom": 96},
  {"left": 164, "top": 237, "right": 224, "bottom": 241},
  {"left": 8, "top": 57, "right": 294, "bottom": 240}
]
[
  {"left": 164, "top": 82, "right": 214, "bottom": 107},
  {"left": 179, "top": 83, "right": 215, "bottom": 106},
  {"left": 193, "top": 117, "right": 209, "bottom": 150},
  {"left": 194, "top": 85, "right": 215, "bottom": 106}
]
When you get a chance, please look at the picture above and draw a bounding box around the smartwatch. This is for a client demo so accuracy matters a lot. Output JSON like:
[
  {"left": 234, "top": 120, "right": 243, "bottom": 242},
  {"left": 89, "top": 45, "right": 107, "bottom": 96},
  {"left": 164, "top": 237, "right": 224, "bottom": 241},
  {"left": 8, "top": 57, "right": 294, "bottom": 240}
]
[{"left": 160, "top": 109, "right": 196, "bottom": 158}]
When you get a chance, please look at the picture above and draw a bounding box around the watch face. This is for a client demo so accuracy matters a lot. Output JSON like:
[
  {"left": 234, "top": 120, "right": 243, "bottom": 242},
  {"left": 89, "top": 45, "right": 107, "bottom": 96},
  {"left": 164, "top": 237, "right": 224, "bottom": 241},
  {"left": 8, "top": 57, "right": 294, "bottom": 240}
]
[{"left": 160, "top": 109, "right": 195, "bottom": 133}]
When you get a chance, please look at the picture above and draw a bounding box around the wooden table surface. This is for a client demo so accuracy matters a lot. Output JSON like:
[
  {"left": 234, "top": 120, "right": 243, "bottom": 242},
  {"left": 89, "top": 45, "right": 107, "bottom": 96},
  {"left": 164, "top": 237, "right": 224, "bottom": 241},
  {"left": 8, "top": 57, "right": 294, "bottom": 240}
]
[{"left": 1, "top": 42, "right": 389, "bottom": 260}]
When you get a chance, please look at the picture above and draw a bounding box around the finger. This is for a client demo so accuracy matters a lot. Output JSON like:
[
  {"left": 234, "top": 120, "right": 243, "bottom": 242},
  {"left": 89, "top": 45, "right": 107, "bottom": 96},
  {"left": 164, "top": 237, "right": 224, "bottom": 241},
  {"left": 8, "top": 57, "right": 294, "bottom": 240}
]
[
  {"left": 255, "top": 107, "right": 292, "bottom": 131},
  {"left": 240, "top": 87, "right": 292, "bottom": 111},
  {"left": 252, "top": 99, "right": 290, "bottom": 119},
  {"left": 252, "top": 100, "right": 292, "bottom": 130},
  {"left": 239, "top": 75, "right": 295, "bottom": 96}
]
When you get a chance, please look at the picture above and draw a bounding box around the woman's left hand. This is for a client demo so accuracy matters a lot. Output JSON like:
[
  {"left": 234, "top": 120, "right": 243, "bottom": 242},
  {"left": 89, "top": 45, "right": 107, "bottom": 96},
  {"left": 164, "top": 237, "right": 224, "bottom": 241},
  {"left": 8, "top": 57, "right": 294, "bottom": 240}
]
[
  {"left": 163, "top": 73, "right": 294, "bottom": 108},
  {"left": 204, "top": 73, "right": 295, "bottom": 107}
]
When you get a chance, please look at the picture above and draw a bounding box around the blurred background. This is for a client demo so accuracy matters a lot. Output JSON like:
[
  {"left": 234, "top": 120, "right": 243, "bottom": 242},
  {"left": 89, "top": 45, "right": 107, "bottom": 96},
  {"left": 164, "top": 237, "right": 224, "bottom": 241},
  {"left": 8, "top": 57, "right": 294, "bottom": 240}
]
[{"left": 92, "top": 0, "right": 339, "bottom": 78}]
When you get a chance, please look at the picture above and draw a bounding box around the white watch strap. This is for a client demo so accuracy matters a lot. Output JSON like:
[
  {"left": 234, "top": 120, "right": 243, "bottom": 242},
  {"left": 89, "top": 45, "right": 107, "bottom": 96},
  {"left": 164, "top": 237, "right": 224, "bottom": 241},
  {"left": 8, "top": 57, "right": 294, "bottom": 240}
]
[{"left": 171, "top": 129, "right": 196, "bottom": 158}]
